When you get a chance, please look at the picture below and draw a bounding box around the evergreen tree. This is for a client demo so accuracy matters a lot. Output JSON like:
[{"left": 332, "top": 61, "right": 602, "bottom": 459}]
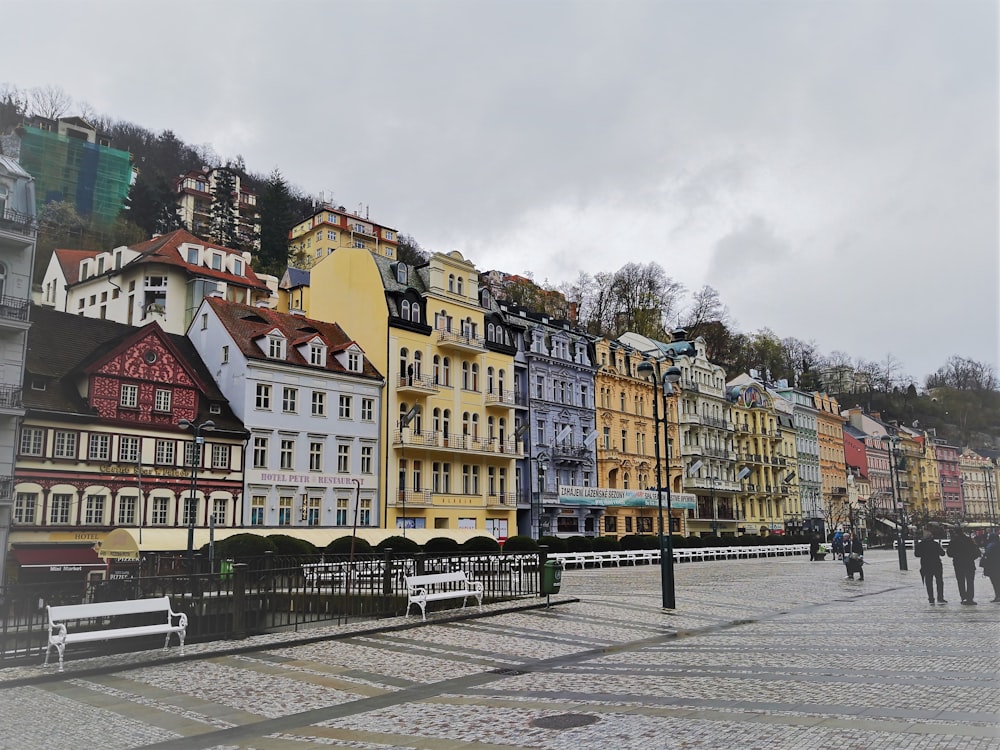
[
  {"left": 208, "top": 165, "right": 239, "bottom": 248},
  {"left": 256, "top": 168, "right": 295, "bottom": 276}
]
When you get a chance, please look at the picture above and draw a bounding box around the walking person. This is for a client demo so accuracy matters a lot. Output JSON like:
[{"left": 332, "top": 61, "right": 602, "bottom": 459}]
[
  {"left": 914, "top": 529, "right": 947, "bottom": 604},
  {"left": 809, "top": 534, "right": 821, "bottom": 562},
  {"left": 947, "top": 527, "right": 981, "bottom": 605},
  {"left": 832, "top": 530, "right": 844, "bottom": 561},
  {"left": 980, "top": 532, "right": 1000, "bottom": 603},
  {"left": 844, "top": 532, "right": 865, "bottom": 580}
]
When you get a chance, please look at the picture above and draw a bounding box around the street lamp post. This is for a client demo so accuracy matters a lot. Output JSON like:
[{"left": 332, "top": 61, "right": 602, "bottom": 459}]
[
  {"left": 881, "top": 434, "right": 908, "bottom": 571},
  {"left": 398, "top": 405, "right": 421, "bottom": 539},
  {"left": 637, "top": 359, "right": 682, "bottom": 610},
  {"left": 179, "top": 419, "right": 215, "bottom": 569},
  {"left": 536, "top": 453, "right": 549, "bottom": 540}
]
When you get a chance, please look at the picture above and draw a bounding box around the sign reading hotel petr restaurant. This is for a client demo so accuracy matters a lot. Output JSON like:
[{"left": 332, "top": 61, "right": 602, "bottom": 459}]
[{"left": 557, "top": 485, "right": 697, "bottom": 509}]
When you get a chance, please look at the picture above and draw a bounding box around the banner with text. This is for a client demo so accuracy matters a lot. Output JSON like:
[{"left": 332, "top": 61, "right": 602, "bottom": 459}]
[{"left": 557, "top": 485, "right": 697, "bottom": 509}]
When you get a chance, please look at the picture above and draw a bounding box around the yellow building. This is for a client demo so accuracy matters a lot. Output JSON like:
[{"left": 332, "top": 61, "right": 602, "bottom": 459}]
[
  {"left": 773, "top": 398, "right": 803, "bottom": 533},
  {"left": 959, "top": 449, "right": 997, "bottom": 523},
  {"left": 289, "top": 204, "right": 399, "bottom": 267},
  {"left": 814, "top": 393, "right": 849, "bottom": 529},
  {"left": 594, "top": 339, "right": 694, "bottom": 538},
  {"left": 309, "top": 247, "right": 519, "bottom": 538},
  {"left": 725, "top": 375, "right": 788, "bottom": 536}
]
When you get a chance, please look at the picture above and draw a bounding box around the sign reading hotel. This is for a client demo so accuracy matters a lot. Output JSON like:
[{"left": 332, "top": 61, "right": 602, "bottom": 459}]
[
  {"left": 247, "top": 471, "right": 373, "bottom": 488},
  {"left": 557, "top": 485, "right": 697, "bottom": 509}
]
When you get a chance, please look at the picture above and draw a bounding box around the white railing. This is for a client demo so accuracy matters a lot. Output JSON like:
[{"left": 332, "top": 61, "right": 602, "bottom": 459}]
[{"left": 550, "top": 544, "right": 809, "bottom": 569}]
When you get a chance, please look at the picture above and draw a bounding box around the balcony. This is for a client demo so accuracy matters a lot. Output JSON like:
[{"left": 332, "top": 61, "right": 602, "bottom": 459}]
[
  {"left": 0, "top": 475, "right": 11, "bottom": 499},
  {"left": 437, "top": 329, "right": 485, "bottom": 352},
  {"left": 396, "top": 373, "right": 440, "bottom": 395},
  {"left": 0, "top": 384, "right": 23, "bottom": 412},
  {"left": 678, "top": 412, "right": 702, "bottom": 425},
  {"left": 680, "top": 380, "right": 700, "bottom": 393},
  {"left": 487, "top": 492, "right": 519, "bottom": 506},
  {"left": 702, "top": 416, "right": 730, "bottom": 430},
  {"left": 485, "top": 389, "right": 516, "bottom": 408},
  {"left": 395, "top": 489, "right": 433, "bottom": 508},
  {"left": 394, "top": 429, "right": 522, "bottom": 456},
  {"left": 0, "top": 295, "right": 30, "bottom": 328},
  {"left": 0, "top": 207, "right": 36, "bottom": 239},
  {"left": 551, "top": 444, "right": 593, "bottom": 462}
]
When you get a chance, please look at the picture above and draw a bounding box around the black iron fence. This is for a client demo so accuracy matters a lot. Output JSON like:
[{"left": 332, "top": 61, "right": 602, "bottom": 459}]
[{"left": 0, "top": 550, "right": 543, "bottom": 667}]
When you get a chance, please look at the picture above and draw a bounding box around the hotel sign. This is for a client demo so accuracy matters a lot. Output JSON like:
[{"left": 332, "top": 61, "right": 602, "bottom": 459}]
[
  {"left": 557, "top": 485, "right": 697, "bottom": 509},
  {"left": 247, "top": 471, "right": 373, "bottom": 488}
]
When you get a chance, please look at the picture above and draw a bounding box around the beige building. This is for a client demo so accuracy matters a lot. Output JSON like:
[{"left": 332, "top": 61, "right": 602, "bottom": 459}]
[
  {"left": 959, "top": 449, "right": 997, "bottom": 523},
  {"left": 175, "top": 167, "right": 260, "bottom": 250},
  {"left": 289, "top": 204, "right": 399, "bottom": 268}
]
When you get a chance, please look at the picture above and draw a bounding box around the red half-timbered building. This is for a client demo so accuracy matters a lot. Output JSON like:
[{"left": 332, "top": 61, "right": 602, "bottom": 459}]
[{"left": 7, "top": 306, "right": 247, "bottom": 586}]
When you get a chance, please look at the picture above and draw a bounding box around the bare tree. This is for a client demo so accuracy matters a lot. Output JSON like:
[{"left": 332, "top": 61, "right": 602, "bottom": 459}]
[
  {"left": 681, "top": 284, "right": 729, "bottom": 336},
  {"left": 926, "top": 356, "right": 998, "bottom": 392},
  {"left": 610, "top": 262, "right": 685, "bottom": 339},
  {"left": 28, "top": 84, "right": 73, "bottom": 119}
]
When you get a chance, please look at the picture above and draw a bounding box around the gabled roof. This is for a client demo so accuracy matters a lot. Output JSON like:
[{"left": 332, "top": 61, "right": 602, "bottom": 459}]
[
  {"left": 24, "top": 305, "right": 241, "bottom": 431},
  {"left": 125, "top": 229, "right": 269, "bottom": 291},
  {"left": 205, "top": 297, "right": 383, "bottom": 381},
  {"left": 53, "top": 248, "right": 101, "bottom": 285},
  {"left": 280, "top": 267, "right": 310, "bottom": 289}
]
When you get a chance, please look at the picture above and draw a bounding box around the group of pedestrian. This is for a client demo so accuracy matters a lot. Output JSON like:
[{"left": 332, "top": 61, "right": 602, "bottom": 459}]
[{"left": 914, "top": 527, "right": 1000, "bottom": 605}]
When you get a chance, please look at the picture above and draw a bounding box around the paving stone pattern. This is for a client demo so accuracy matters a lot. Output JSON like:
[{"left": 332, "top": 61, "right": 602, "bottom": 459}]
[{"left": 1, "top": 550, "right": 997, "bottom": 749}]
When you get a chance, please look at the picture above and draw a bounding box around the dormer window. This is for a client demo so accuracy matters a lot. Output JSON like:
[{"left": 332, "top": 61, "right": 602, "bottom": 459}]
[
  {"left": 347, "top": 351, "right": 361, "bottom": 372},
  {"left": 187, "top": 247, "right": 199, "bottom": 264},
  {"left": 396, "top": 263, "right": 407, "bottom": 284},
  {"left": 267, "top": 334, "right": 286, "bottom": 359},
  {"left": 309, "top": 343, "right": 326, "bottom": 366},
  {"left": 233, "top": 258, "right": 243, "bottom": 276},
  {"left": 211, "top": 254, "right": 222, "bottom": 271}
]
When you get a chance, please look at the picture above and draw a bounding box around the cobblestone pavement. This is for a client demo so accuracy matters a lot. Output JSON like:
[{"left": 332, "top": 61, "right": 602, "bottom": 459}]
[{"left": 2, "top": 550, "right": 998, "bottom": 750}]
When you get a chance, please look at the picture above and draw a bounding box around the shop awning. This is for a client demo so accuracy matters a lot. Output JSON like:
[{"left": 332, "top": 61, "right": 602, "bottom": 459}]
[{"left": 10, "top": 546, "right": 106, "bottom": 568}]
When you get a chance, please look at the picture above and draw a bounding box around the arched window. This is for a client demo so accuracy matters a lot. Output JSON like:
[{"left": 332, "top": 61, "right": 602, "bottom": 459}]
[
  {"left": 399, "top": 348, "right": 408, "bottom": 381},
  {"left": 411, "top": 303, "right": 421, "bottom": 324},
  {"left": 498, "top": 417, "right": 507, "bottom": 444},
  {"left": 623, "top": 473, "right": 630, "bottom": 489},
  {"left": 462, "top": 412, "right": 471, "bottom": 437},
  {"left": 442, "top": 357, "right": 451, "bottom": 385},
  {"left": 433, "top": 408, "right": 441, "bottom": 433},
  {"left": 448, "top": 274, "right": 455, "bottom": 292},
  {"left": 487, "top": 416, "right": 496, "bottom": 440},
  {"left": 442, "top": 409, "right": 451, "bottom": 437},
  {"left": 456, "top": 277, "right": 463, "bottom": 295},
  {"left": 498, "top": 369, "right": 506, "bottom": 396},
  {"left": 487, "top": 366, "right": 495, "bottom": 394},
  {"left": 471, "top": 413, "right": 479, "bottom": 439},
  {"left": 400, "top": 299, "right": 410, "bottom": 319},
  {"left": 487, "top": 323, "right": 495, "bottom": 342},
  {"left": 413, "top": 350, "right": 423, "bottom": 378},
  {"left": 471, "top": 363, "right": 479, "bottom": 391}
]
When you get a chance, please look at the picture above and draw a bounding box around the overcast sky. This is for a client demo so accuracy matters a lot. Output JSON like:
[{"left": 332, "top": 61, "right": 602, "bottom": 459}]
[{"left": 5, "top": 0, "right": 998, "bottom": 383}]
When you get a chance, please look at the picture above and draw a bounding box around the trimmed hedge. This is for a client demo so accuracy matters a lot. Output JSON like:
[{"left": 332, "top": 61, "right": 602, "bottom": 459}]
[
  {"left": 325, "top": 536, "right": 372, "bottom": 554},
  {"left": 462, "top": 535, "right": 502, "bottom": 552},
  {"left": 210, "top": 533, "right": 277, "bottom": 560},
  {"left": 539, "top": 535, "right": 567, "bottom": 553},
  {"left": 376, "top": 535, "right": 421, "bottom": 553},
  {"left": 565, "top": 535, "right": 593, "bottom": 552},
  {"left": 501, "top": 535, "right": 538, "bottom": 551},
  {"left": 266, "top": 534, "right": 318, "bottom": 556},
  {"left": 424, "top": 536, "right": 461, "bottom": 553},
  {"left": 591, "top": 535, "right": 621, "bottom": 552}
]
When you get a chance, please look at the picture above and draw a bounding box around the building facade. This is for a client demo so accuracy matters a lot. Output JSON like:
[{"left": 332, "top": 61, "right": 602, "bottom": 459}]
[
  {"left": 0, "top": 156, "right": 36, "bottom": 582},
  {"left": 813, "top": 392, "right": 849, "bottom": 530},
  {"left": 289, "top": 204, "right": 399, "bottom": 268},
  {"left": 773, "top": 385, "right": 823, "bottom": 535},
  {"left": 174, "top": 167, "right": 260, "bottom": 250},
  {"left": 9, "top": 308, "right": 247, "bottom": 584},
  {"left": 39, "top": 229, "right": 273, "bottom": 334},
  {"left": 188, "top": 297, "right": 384, "bottom": 534}
]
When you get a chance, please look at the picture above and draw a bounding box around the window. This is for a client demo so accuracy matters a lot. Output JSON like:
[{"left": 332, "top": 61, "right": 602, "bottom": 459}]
[
  {"left": 337, "top": 444, "right": 350, "bottom": 473},
  {"left": 20, "top": 427, "right": 43, "bottom": 456},
  {"left": 278, "top": 496, "right": 292, "bottom": 526},
  {"left": 213, "top": 498, "right": 227, "bottom": 526},
  {"left": 222, "top": 345, "right": 229, "bottom": 364},
  {"left": 339, "top": 395, "right": 352, "bottom": 419},
  {"left": 605, "top": 515, "right": 617, "bottom": 533},
  {"left": 119, "top": 436, "right": 140, "bottom": 463},
  {"left": 211, "top": 253, "right": 222, "bottom": 271},
  {"left": 233, "top": 258, "right": 243, "bottom": 276},
  {"left": 637, "top": 517, "right": 653, "bottom": 533},
  {"left": 152, "top": 496, "right": 168, "bottom": 525},
  {"left": 251, "top": 496, "right": 266, "bottom": 526},
  {"left": 48, "top": 493, "right": 71, "bottom": 524},
  {"left": 154, "top": 388, "right": 172, "bottom": 412},
  {"left": 53, "top": 431, "right": 78, "bottom": 459},
  {"left": 280, "top": 439, "right": 294, "bottom": 470},
  {"left": 255, "top": 383, "right": 271, "bottom": 409},
  {"left": 336, "top": 497, "right": 348, "bottom": 525},
  {"left": 309, "top": 441, "right": 323, "bottom": 472},
  {"left": 85, "top": 494, "right": 105, "bottom": 525},
  {"left": 88, "top": 433, "right": 111, "bottom": 461},
  {"left": 13, "top": 493, "right": 36, "bottom": 524},
  {"left": 282, "top": 387, "right": 298, "bottom": 413},
  {"left": 252, "top": 436, "right": 268, "bottom": 468},
  {"left": 360, "top": 498, "right": 372, "bottom": 525},
  {"left": 155, "top": 439, "right": 175, "bottom": 465},
  {"left": 361, "top": 397, "right": 374, "bottom": 421},
  {"left": 184, "top": 441, "right": 202, "bottom": 468},
  {"left": 311, "top": 391, "right": 326, "bottom": 416},
  {"left": 361, "top": 445, "right": 373, "bottom": 474},
  {"left": 120, "top": 383, "right": 138, "bottom": 408},
  {"left": 118, "top": 495, "right": 137, "bottom": 525},
  {"left": 268, "top": 335, "right": 286, "bottom": 359},
  {"left": 309, "top": 344, "right": 325, "bottom": 366},
  {"left": 305, "top": 496, "right": 320, "bottom": 526},
  {"left": 347, "top": 351, "right": 360, "bottom": 371},
  {"left": 211, "top": 444, "right": 230, "bottom": 469},
  {"left": 200, "top": 313, "right": 208, "bottom": 330}
]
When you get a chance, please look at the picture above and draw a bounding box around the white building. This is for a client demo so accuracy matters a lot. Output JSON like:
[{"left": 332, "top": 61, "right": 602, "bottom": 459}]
[
  {"left": 38, "top": 228, "right": 274, "bottom": 335},
  {"left": 0, "top": 155, "right": 36, "bottom": 582},
  {"left": 187, "top": 297, "right": 385, "bottom": 533}
]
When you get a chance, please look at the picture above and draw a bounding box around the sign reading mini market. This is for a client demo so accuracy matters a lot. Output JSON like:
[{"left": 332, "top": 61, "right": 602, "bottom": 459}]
[{"left": 558, "top": 485, "right": 697, "bottom": 509}]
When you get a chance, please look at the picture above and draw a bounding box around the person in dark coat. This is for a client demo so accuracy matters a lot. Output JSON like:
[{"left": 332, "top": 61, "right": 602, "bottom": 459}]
[
  {"left": 980, "top": 532, "right": 1000, "bottom": 603},
  {"left": 844, "top": 533, "right": 865, "bottom": 580},
  {"left": 914, "top": 529, "right": 947, "bottom": 604},
  {"left": 809, "top": 535, "right": 821, "bottom": 561},
  {"left": 947, "top": 527, "right": 981, "bottom": 605}
]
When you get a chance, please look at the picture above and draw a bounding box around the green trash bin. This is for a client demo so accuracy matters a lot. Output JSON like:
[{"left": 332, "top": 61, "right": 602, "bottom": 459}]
[
  {"left": 542, "top": 559, "right": 563, "bottom": 595},
  {"left": 220, "top": 559, "right": 234, "bottom": 580}
]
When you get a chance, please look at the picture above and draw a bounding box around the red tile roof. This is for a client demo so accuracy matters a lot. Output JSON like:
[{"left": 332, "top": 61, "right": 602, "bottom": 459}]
[
  {"left": 54, "top": 248, "right": 101, "bottom": 285},
  {"left": 128, "top": 229, "right": 270, "bottom": 291},
  {"left": 206, "top": 297, "right": 383, "bottom": 381}
]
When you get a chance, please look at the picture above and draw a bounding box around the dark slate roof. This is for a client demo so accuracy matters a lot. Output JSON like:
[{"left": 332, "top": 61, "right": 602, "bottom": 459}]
[
  {"left": 24, "top": 305, "right": 243, "bottom": 432},
  {"left": 206, "top": 297, "right": 383, "bottom": 382},
  {"left": 843, "top": 424, "right": 868, "bottom": 441},
  {"left": 281, "top": 267, "right": 310, "bottom": 289}
]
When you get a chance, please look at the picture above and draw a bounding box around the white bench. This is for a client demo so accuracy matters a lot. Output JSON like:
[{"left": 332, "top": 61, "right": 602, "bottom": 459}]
[
  {"left": 405, "top": 571, "right": 483, "bottom": 621},
  {"left": 45, "top": 596, "right": 187, "bottom": 672}
]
